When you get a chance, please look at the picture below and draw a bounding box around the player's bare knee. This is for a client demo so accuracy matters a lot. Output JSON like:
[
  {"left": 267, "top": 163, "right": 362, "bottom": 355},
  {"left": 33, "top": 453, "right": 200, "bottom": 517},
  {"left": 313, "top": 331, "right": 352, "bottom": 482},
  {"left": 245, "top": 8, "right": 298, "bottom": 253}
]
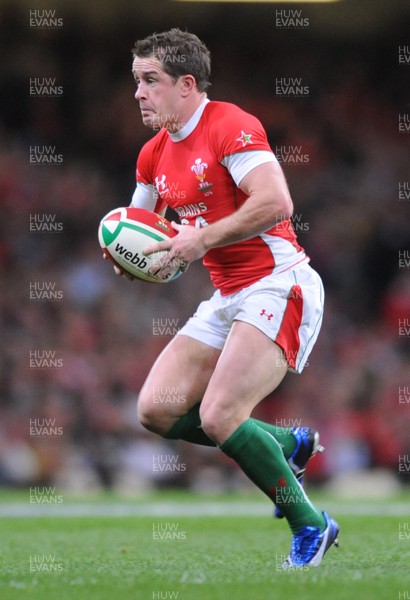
[
  {"left": 200, "top": 404, "right": 246, "bottom": 445},
  {"left": 137, "top": 391, "right": 170, "bottom": 435},
  {"left": 199, "top": 405, "right": 225, "bottom": 444},
  {"left": 137, "top": 404, "right": 158, "bottom": 432}
]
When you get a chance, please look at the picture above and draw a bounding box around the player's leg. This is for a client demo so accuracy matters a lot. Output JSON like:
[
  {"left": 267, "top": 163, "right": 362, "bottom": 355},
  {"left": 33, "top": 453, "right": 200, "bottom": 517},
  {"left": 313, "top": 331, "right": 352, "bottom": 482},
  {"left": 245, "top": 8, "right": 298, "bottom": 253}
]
[
  {"left": 198, "top": 320, "right": 326, "bottom": 534},
  {"left": 199, "top": 321, "right": 339, "bottom": 569},
  {"left": 138, "top": 317, "right": 303, "bottom": 505},
  {"left": 138, "top": 269, "right": 322, "bottom": 481},
  {"left": 138, "top": 332, "right": 319, "bottom": 507},
  {"left": 137, "top": 330, "right": 306, "bottom": 451},
  {"left": 137, "top": 333, "right": 220, "bottom": 444},
  {"left": 197, "top": 264, "right": 338, "bottom": 567},
  {"left": 143, "top": 286, "right": 317, "bottom": 459}
]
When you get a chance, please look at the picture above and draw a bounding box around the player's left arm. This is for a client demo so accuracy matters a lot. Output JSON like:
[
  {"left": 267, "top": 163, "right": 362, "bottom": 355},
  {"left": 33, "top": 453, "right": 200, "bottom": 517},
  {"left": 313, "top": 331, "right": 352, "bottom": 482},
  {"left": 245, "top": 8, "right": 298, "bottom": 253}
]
[
  {"left": 144, "top": 160, "right": 293, "bottom": 265},
  {"left": 200, "top": 160, "right": 293, "bottom": 250}
]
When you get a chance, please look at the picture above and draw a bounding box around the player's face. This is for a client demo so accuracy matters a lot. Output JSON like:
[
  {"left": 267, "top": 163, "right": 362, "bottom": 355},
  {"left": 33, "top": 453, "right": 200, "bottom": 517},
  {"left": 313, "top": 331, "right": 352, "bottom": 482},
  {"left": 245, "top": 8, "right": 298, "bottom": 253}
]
[{"left": 132, "top": 56, "right": 183, "bottom": 131}]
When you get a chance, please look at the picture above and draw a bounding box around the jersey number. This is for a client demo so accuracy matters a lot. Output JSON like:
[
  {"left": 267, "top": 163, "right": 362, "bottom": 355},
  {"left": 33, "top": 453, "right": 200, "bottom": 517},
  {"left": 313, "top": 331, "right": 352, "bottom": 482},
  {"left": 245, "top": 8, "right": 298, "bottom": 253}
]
[{"left": 180, "top": 216, "right": 208, "bottom": 228}]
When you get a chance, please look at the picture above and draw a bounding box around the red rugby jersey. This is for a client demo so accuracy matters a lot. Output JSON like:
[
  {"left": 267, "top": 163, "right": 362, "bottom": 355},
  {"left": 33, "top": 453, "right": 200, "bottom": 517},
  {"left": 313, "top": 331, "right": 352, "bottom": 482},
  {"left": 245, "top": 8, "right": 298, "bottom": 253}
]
[{"left": 132, "top": 100, "right": 306, "bottom": 295}]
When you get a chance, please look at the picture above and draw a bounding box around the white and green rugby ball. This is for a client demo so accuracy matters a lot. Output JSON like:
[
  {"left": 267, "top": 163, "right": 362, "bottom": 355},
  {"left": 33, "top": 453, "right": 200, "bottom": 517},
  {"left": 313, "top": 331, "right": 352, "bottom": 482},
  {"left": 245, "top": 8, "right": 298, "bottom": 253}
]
[{"left": 98, "top": 207, "right": 182, "bottom": 283}]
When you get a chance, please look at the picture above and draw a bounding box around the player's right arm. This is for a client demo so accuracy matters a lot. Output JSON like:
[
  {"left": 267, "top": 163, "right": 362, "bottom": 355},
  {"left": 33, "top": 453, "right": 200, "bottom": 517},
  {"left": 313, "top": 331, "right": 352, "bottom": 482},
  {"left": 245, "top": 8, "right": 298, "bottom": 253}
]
[
  {"left": 104, "top": 148, "right": 157, "bottom": 279},
  {"left": 130, "top": 141, "right": 167, "bottom": 214},
  {"left": 107, "top": 142, "right": 165, "bottom": 279},
  {"left": 130, "top": 177, "right": 159, "bottom": 211}
]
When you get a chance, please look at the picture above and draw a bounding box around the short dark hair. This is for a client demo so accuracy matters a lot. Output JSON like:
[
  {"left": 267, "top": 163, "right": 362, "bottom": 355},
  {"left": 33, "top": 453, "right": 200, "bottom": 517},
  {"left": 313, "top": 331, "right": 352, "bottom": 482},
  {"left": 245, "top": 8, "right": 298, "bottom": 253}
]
[{"left": 132, "top": 28, "right": 211, "bottom": 93}]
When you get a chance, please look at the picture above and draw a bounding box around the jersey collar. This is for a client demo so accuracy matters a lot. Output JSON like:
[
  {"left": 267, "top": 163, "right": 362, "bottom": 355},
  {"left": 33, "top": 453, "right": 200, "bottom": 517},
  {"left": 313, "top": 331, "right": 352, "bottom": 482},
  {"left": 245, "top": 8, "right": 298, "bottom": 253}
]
[{"left": 169, "top": 98, "right": 210, "bottom": 143}]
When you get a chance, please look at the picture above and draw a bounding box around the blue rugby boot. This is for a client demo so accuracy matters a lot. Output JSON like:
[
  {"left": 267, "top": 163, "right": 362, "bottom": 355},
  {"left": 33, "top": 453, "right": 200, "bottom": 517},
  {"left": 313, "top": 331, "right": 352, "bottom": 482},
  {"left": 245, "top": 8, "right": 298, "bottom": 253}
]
[
  {"left": 274, "top": 427, "right": 324, "bottom": 519},
  {"left": 282, "top": 511, "right": 340, "bottom": 569}
]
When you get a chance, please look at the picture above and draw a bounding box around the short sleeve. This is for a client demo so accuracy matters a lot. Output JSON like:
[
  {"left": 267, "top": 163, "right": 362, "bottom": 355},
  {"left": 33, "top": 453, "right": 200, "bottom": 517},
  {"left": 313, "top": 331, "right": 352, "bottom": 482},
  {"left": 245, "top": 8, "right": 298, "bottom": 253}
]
[{"left": 210, "top": 105, "right": 273, "bottom": 163}]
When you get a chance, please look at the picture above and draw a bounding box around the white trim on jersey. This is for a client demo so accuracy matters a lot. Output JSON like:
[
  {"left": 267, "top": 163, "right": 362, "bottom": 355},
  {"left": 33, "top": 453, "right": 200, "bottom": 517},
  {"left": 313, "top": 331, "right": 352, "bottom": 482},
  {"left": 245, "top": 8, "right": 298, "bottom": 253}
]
[
  {"left": 221, "top": 150, "right": 278, "bottom": 187},
  {"left": 130, "top": 182, "right": 158, "bottom": 211},
  {"left": 260, "top": 232, "right": 308, "bottom": 273}
]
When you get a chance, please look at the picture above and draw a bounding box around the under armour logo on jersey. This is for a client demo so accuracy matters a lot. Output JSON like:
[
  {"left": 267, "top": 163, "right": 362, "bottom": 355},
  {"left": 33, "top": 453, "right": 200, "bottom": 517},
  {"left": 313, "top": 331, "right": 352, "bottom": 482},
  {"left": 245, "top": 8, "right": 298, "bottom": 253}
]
[
  {"left": 260, "top": 309, "right": 273, "bottom": 320},
  {"left": 155, "top": 174, "right": 169, "bottom": 195}
]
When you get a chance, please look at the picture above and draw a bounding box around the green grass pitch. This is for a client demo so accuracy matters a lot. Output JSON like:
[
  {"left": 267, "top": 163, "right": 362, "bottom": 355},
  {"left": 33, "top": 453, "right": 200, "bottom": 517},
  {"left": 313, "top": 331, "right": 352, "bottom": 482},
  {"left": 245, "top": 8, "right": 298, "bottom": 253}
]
[{"left": 0, "top": 491, "right": 408, "bottom": 600}]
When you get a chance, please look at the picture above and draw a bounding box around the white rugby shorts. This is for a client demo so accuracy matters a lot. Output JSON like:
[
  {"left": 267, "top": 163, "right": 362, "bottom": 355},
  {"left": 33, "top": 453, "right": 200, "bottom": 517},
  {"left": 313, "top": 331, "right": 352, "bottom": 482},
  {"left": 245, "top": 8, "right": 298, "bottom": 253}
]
[{"left": 177, "top": 263, "right": 324, "bottom": 373}]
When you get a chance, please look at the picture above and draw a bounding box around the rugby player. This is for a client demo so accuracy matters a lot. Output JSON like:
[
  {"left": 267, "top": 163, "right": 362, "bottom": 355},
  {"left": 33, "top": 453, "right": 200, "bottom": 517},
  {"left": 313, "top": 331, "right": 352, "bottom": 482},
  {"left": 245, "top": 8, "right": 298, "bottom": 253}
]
[{"left": 120, "top": 28, "right": 339, "bottom": 568}]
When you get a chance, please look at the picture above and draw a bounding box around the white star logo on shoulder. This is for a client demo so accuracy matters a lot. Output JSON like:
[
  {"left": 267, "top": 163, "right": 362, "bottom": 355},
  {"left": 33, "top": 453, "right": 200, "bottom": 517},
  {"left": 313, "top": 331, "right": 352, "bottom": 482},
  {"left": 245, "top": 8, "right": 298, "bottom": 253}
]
[{"left": 236, "top": 131, "right": 253, "bottom": 147}]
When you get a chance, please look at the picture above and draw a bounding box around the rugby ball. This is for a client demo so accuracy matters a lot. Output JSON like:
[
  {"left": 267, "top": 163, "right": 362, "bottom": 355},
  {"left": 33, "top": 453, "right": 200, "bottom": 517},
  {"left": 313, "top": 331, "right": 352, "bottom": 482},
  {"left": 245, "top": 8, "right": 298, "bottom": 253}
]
[{"left": 98, "top": 207, "right": 182, "bottom": 283}]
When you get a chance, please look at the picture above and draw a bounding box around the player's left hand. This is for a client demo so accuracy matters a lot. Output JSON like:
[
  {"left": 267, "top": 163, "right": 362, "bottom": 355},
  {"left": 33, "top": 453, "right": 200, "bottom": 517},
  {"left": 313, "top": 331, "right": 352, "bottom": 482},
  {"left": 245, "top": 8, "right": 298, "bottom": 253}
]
[{"left": 144, "top": 222, "right": 207, "bottom": 279}]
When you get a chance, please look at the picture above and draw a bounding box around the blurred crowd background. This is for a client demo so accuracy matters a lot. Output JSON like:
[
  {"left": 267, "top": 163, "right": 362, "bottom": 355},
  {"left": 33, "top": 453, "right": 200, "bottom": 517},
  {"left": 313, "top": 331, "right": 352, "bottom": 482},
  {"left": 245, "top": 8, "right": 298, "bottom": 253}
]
[{"left": 0, "top": 0, "right": 409, "bottom": 496}]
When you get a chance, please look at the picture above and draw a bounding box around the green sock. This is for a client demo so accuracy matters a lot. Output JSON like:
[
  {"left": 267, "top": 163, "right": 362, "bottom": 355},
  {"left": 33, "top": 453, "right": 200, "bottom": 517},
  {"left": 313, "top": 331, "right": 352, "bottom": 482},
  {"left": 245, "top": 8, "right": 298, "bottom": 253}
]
[
  {"left": 165, "top": 406, "right": 296, "bottom": 458},
  {"left": 251, "top": 419, "right": 297, "bottom": 458},
  {"left": 220, "top": 420, "right": 326, "bottom": 534},
  {"left": 164, "top": 405, "right": 215, "bottom": 447}
]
